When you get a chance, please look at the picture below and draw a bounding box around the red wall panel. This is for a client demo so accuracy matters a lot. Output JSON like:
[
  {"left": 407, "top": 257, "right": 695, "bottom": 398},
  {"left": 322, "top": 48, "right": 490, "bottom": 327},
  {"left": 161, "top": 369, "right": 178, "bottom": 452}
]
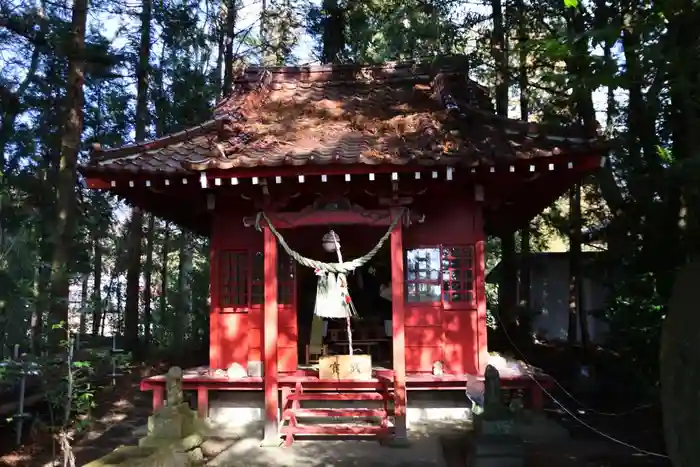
[
  {"left": 402, "top": 189, "right": 487, "bottom": 375},
  {"left": 210, "top": 207, "right": 298, "bottom": 371}
]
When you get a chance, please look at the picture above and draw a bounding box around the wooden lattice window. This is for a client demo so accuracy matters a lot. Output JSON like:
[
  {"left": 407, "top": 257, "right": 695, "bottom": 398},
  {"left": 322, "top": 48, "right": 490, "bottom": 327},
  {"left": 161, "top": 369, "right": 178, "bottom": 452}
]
[
  {"left": 441, "top": 246, "right": 475, "bottom": 305},
  {"left": 405, "top": 246, "right": 475, "bottom": 306},
  {"left": 251, "top": 251, "right": 295, "bottom": 305},
  {"left": 406, "top": 248, "right": 441, "bottom": 302},
  {"left": 219, "top": 250, "right": 250, "bottom": 308}
]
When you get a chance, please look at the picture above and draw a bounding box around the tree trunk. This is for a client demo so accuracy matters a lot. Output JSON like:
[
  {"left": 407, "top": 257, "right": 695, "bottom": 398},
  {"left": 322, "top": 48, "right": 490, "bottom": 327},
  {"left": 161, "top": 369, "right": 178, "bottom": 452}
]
[
  {"left": 222, "top": 0, "right": 238, "bottom": 96},
  {"left": 517, "top": 0, "right": 530, "bottom": 311},
  {"left": 48, "top": 0, "right": 88, "bottom": 348},
  {"left": 660, "top": 9, "right": 700, "bottom": 465},
  {"left": 567, "top": 183, "right": 589, "bottom": 351},
  {"left": 491, "top": 0, "right": 517, "bottom": 325},
  {"left": 31, "top": 258, "right": 50, "bottom": 355},
  {"left": 124, "top": 207, "right": 143, "bottom": 352},
  {"left": 79, "top": 275, "right": 88, "bottom": 335},
  {"left": 661, "top": 258, "right": 700, "bottom": 467},
  {"left": 159, "top": 222, "right": 170, "bottom": 343},
  {"left": 174, "top": 230, "right": 193, "bottom": 354},
  {"left": 91, "top": 234, "right": 102, "bottom": 335},
  {"left": 214, "top": 15, "right": 225, "bottom": 98},
  {"left": 124, "top": 0, "right": 152, "bottom": 354},
  {"left": 143, "top": 214, "right": 156, "bottom": 349},
  {"left": 321, "top": 0, "right": 345, "bottom": 63}
]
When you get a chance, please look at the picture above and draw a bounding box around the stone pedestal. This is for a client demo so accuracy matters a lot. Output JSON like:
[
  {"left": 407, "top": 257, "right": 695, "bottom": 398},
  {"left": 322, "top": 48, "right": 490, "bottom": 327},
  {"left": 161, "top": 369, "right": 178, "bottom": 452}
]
[
  {"left": 470, "top": 365, "right": 525, "bottom": 467},
  {"left": 473, "top": 434, "right": 524, "bottom": 467},
  {"left": 142, "top": 403, "right": 199, "bottom": 442}
]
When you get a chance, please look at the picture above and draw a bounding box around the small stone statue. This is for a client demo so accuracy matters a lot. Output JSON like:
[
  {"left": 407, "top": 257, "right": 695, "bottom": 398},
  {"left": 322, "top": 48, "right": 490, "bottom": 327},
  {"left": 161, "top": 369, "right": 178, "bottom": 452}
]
[
  {"left": 483, "top": 364, "right": 502, "bottom": 413},
  {"left": 166, "top": 366, "right": 184, "bottom": 407}
]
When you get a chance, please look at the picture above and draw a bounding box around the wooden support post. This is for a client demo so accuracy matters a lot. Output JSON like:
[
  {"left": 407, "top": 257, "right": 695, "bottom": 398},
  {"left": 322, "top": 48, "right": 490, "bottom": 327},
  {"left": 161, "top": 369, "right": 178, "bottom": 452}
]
[
  {"left": 262, "top": 226, "right": 280, "bottom": 446},
  {"left": 476, "top": 238, "right": 489, "bottom": 375},
  {"left": 390, "top": 215, "right": 408, "bottom": 442},
  {"left": 152, "top": 386, "right": 164, "bottom": 412},
  {"left": 197, "top": 386, "right": 208, "bottom": 418}
]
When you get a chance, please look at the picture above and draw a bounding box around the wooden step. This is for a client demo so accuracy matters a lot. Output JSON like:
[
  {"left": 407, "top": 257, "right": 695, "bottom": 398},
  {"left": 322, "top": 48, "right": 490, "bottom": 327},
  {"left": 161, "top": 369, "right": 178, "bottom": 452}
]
[
  {"left": 280, "top": 424, "right": 387, "bottom": 436},
  {"left": 284, "top": 408, "right": 386, "bottom": 418},
  {"left": 287, "top": 392, "right": 386, "bottom": 401}
]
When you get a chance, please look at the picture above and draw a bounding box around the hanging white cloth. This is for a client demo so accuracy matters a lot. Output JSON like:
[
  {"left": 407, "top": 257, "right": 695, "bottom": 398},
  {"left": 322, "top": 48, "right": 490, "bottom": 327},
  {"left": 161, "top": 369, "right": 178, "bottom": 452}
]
[{"left": 314, "top": 270, "right": 353, "bottom": 318}]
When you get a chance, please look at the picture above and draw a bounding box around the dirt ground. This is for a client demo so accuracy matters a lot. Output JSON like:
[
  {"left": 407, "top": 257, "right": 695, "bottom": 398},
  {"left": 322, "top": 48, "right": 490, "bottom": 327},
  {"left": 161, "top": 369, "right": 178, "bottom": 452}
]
[{"left": 0, "top": 364, "right": 162, "bottom": 467}]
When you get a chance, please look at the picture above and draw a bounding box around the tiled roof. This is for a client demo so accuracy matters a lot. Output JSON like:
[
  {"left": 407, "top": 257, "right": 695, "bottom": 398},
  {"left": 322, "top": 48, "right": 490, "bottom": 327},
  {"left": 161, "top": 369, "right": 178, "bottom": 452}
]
[{"left": 82, "top": 62, "right": 606, "bottom": 176}]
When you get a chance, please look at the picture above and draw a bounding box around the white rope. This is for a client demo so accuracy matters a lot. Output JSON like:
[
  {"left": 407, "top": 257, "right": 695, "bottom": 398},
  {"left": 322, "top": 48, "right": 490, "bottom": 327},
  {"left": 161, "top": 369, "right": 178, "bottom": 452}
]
[
  {"left": 256, "top": 210, "right": 404, "bottom": 321},
  {"left": 255, "top": 210, "right": 404, "bottom": 274}
]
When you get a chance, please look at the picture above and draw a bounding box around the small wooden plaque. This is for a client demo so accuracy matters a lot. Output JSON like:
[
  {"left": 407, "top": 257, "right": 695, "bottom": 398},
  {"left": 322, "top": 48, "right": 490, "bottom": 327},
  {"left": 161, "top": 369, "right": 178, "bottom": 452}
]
[{"left": 319, "top": 354, "right": 372, "bottom": 381}]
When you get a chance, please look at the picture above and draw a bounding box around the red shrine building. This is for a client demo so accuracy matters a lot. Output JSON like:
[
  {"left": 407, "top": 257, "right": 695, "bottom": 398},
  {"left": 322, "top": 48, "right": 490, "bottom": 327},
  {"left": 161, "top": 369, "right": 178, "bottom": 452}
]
[{"left": 79, "top": 61, "right": 606, "bottom": 444}]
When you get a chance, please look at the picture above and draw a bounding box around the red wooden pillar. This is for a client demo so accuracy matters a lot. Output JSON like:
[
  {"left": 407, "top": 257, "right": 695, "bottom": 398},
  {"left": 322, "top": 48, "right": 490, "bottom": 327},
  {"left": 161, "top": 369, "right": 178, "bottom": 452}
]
[
  {"left": 390, "top": 214, "right": 408, "bottom": 441},
  {"left": 262, "top": 226, "right": 279, "bottom": 446}
]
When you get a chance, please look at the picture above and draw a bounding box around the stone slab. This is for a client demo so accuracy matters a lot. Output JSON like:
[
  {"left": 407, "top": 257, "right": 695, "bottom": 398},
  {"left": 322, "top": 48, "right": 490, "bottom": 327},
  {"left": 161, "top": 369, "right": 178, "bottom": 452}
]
[
  {"left": 480, "top": 419, "right": 516, "bottom": 436},
  {"left": 474, "top": 457, "right": 524, "bottom": 467},
  {"left": 475, "top": 436, "right": 523, "bottom": 456}
]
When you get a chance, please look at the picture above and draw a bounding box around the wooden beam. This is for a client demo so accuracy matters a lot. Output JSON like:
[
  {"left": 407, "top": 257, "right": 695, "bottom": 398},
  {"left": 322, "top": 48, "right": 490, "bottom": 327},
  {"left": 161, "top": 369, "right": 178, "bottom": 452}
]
[
  {"left": 390, "top": 213, "right": 408, "bottom": 442},
  {"left": 244, "top": 209, "right": 424, "bottom": 229},
  {"left": 262, "top": 226, "right": 280, "bottom": 446},
  {"left": 475, "top": 228, "right": 489, "bottom": 375},
  {"left": 84, "top": 177, "right": 111, "bottom": 189}
]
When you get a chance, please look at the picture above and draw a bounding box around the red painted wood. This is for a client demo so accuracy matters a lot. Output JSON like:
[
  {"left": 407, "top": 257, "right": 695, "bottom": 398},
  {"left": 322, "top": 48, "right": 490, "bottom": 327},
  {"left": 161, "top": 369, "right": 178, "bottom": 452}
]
[
  {"left": 284, "top": 408, "right": 387, "bottom": 418},
  {"left": 248, "top": 326, "right": 298, "bottom": 348},
  {"left": 405, "top": 346, "right": 443, "bottom": 372},
  {"left": 263, "top": 227, "right": 279, "bottom": 441},
  {"left": 204, "top": 164, "right": 433, "bottom": 180},
  {"left": 255, "top": 209, "right": 400, "bottom": 228},
  {"left": 405, "top": 325, "right": 442, "bottom": 345},
  {"left": 210, "top": 214, "right": 259, "bottom": 370},
  {"left": 152, "top": 386, "right": 163, "bottom": 412},
  {"left": 197, "top": 386, "right": 208, "bottom": 418},
  {"left": 84, "top": 177, "right": 111, "bottom": 189},
  {"left": 199, "top": 154, "right": 597, "bottom": 180},
  {"left": 278, "top": 346, "right": 298, "bottom": 373},
  {"left": 280, "top": 379, "right": 392, "bottom": 446},
  {"left": 405, "top": 306, "right": 441, "bottom": 327},
  {"left": 211, "top": 209, "right": 299, "bottom": 372},
  {"left": 390, "top": 214, "right": 408, "bottom": 439},
  {"left": 475, "top": 214, "right": 489, "bottom": 375},
  {"left": 287, "top": 392, "right": 386, "bottom": 401},
  {"left": 280, "top": 425, "right": 387, "bottom": 435}
]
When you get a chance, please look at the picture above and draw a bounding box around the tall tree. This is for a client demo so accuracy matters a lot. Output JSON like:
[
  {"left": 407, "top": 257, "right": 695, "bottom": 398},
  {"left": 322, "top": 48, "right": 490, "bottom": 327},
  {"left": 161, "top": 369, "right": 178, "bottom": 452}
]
[
  {"left": 142, "top": 214, "right": 156, "bottom": 347},
  {"left": 174, "top": 230, "right": 192, "bottom": 353},
  {"left": 516, "top": 0, "right": 531, "bottom": 311},
  {"left": 48, "top": 0, "right": 88, "bottom": 346},
  {"left": 124, "top": 0, "right": 153, "bottom": 353},
  {"left": 321, "top": 0, "right": 345, "bottom": 63},
  {"left": 221, "top": 0, "right": 238, "bottom": 96},
  {"left": 492, "top": 0, "right": 518, "bottom": 326}
]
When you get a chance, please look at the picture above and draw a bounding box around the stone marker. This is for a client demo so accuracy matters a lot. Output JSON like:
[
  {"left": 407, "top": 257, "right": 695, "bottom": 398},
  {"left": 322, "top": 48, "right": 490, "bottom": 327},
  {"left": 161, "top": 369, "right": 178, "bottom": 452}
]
[
  {"left": 167, "top": 366, "right": 184, "bottom": 406},
  {"left": 138, "top": 366, "right": 207, "bottom": 465},
  {"left": 85, "top": 367, "right": 215, "bottom": 466},
  {"left": 472, "top": 365, "right": 524, "bottom": 467}
]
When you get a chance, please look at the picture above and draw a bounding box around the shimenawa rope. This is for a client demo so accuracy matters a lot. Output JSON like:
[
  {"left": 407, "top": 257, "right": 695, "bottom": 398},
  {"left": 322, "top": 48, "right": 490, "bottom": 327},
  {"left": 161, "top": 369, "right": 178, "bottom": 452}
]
[
  {"left": 255, "top": 209, "right": 405, "bottom": 320},
  {"left": 254, "top": 210, "right": 405, "bottom": 274}
]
